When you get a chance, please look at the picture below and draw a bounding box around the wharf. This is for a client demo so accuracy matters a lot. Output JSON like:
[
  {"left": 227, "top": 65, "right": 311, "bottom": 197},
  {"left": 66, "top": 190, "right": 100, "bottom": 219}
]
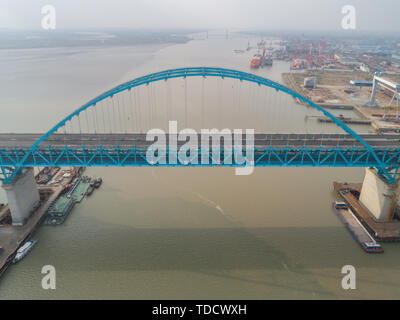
[
  {"left": 0, "top": 167, "right": 84, "bottom": 276},
  {"left": 318, "top": 116, "right": 371, "bottom": 125},
  {"left": 0, "top": 185, "right": 63, "bottom": 275},
  {"left": 319, "top": 103, "right": 354, "bottom": 110},
  {"left": 282, "top": 74, "right": 357, "bottom": 111},
  {"left": 353, "top": 105, "right": 400, "bottom": 133},
  {"left": 333, "top": 182, "right": 400, "bottom": 242}
]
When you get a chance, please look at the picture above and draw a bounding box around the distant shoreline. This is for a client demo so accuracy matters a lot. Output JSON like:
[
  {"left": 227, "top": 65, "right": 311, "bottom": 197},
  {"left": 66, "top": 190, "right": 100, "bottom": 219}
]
[{"left": 0, "top": 29, "right": 192, "bottom": 50}]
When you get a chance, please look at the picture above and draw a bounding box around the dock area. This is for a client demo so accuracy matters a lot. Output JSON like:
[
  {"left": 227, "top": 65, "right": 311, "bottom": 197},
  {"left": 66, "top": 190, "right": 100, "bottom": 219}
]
[
  {"left": 0, "top": 167, "right": 101, "bottom": 276},
  {"left": 283, "top": 71, "right": 400, "bottom": 133},
  {"left": 0, "top": 185, "right": 64, "bottom": 276},
  {"left": 43, "top": 176, "right": 95, "bottom": 225},
  {"left": 319, "top": 103, "right": 354, "bottom": 110},
  {"left": 333, "top": 182, "right": 400, "bottom": 242}
]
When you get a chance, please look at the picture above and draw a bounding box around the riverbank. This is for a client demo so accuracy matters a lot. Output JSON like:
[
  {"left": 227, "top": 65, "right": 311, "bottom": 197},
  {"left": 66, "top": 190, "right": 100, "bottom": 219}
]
[
  {"left": 283, "top": 70, "right": 400, "bottom": 133},
  {"left": 0, "top": 167, "right": 101, "bottom": 277}
]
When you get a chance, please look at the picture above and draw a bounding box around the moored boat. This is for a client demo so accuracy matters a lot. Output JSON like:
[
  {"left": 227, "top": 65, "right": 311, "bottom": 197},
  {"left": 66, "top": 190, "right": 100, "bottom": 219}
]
[
  {"left": 87, "top": 186, "right": 94, "bottom": 196},
  {"left": 362, "top": 242, "right": 384, "bottom": 253},
  {"left": 250, "top": 57, "right": 260, "bottom": 68},
  {"left": 13, "top": 240, "right": 37, "bottom": 263},
  {"left": 94, "top": 178, "right": 102, "bottom": 188}
]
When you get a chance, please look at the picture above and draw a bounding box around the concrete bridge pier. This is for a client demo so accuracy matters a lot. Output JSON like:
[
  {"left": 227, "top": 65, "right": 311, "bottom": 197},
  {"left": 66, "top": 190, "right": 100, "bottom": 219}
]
[
  {"left": 360, "top": 168, "right": 400, "bottom": 221},
  {"left": 2, "top": 168, "right": 40, "bottom": 226}
]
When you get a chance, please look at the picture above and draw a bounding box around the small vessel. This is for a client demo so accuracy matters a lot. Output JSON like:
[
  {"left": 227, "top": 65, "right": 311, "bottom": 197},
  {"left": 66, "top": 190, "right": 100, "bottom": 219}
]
[
  {"left": 87, "top": 186, "right": 94, "bottom": 196},
  {"left": 250, "top": 56, "right": 261, "bottom": 68},
  {"left": 333, "top": 201, "right": 348, "bottom": 209},
  {"left": 362, "top": 242, "right": 384, "bottom": 253},
  {"left": 251, "top": 47, "right": 273, "bottom": 68},
  {"left": 93, "top": 178, "right": 102, "bottom": 189},
  {"left": 13, "top": 240, "right": 37, "bottom": 263}
]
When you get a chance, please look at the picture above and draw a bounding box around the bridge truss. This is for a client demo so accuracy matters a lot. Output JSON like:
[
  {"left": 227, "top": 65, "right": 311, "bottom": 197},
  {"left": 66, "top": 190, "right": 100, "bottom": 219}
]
[{"left": 0, "top": 144, "right": 399, "bottom": 170}]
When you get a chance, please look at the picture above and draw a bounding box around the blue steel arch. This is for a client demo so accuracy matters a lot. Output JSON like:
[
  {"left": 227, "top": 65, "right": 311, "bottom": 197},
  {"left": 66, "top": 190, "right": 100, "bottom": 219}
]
[{"left": 12, "top": 67, "right": 388, "bottom": 179}]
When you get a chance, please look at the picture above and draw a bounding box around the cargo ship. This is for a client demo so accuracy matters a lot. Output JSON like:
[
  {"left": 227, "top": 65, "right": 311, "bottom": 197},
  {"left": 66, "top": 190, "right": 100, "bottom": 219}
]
[
  {"left": 87, "top": 177, "right": 102, "bottom": 196},
  {"left": 250, "top": 56, "right": 261, "bottom": 68},
  {"left": 89, "top": 177, "right": 102, "bottom": 189},
  {"left": 250, "top": 47, "right": 273, "bottom": 68},
  {"left": 13, "top": 240, "right": 38, "bottom": 263}
]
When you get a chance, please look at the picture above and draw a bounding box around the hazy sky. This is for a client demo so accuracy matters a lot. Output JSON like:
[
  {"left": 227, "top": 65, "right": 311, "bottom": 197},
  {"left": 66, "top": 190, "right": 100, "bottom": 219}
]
[{"left": 0, "top": 0, "right": 398, "bottom": 32}]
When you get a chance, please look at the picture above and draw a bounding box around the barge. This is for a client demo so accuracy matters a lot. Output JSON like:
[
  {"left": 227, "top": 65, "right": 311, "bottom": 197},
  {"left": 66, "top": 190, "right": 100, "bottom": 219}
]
[
  {"left": 318, "top": 116, "right": 371, "bottom": 125},
  {"left": 332, "top": 201, "right": 384, "bottom": 253}
]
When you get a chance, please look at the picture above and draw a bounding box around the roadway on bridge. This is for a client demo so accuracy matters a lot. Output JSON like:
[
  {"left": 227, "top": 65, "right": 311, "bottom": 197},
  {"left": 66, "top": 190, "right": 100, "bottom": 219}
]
[{"left": 0, "top": 133, "right": 400, "bottom": 148}]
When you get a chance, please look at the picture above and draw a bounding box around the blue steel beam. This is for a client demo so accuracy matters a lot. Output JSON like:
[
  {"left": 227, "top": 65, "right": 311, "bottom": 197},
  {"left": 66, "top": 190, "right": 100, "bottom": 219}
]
[{"left": 0, "top": 145, "right": 399, "bottom": 169}]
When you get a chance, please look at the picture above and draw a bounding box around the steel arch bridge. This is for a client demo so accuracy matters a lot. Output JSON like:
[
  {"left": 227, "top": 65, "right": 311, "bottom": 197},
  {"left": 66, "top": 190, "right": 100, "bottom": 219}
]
[{"left": 0, "top": 67, "right": 399, "bottom": 184}]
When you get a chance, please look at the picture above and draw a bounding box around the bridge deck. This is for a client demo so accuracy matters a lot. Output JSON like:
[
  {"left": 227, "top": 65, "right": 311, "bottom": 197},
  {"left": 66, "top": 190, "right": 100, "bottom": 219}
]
[
  {"left": 0, "top": 134, "right": 399, "bottom": 180},
  {"left": 0, "top": 133, "right": 400, "bottom": 148}
]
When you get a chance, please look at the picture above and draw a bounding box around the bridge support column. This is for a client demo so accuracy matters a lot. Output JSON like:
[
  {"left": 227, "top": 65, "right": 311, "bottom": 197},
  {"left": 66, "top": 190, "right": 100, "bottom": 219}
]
[
  {"left": 2, "top": 168, "right": 40, "bottom": 226},
  {"left": 359, "top": 168, "right": 400, "bottom": 221}
]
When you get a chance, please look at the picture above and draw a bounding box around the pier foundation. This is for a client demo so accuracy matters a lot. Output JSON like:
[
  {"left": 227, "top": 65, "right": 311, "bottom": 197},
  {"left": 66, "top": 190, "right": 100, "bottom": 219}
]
[
  {"left": 2, "top": 168, "right": 40, "bottom": 226},
  {"left": 359, "top": 168, "right": 400, "bottom": 221}
]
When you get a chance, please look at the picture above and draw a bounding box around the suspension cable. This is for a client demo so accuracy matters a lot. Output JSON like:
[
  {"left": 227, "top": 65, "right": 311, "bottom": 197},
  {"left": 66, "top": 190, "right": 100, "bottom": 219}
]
[
  {"left": 77, "top": 114, "right": 82, "bottom": 134},
  {"left": 184, "top": 78, "right": 187, "bottom": 127},
  {"left": 129, "top": 89, "right": 134, "bottom": 133},
  {"left": 85, "top": 110, "right": 90, "bottom": 133},
  {"left": 136, "top": 87, "right": 142, "bottom": 133},
  {"left": 201, "top": 77, "right": 205, "bottom": 129}
]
